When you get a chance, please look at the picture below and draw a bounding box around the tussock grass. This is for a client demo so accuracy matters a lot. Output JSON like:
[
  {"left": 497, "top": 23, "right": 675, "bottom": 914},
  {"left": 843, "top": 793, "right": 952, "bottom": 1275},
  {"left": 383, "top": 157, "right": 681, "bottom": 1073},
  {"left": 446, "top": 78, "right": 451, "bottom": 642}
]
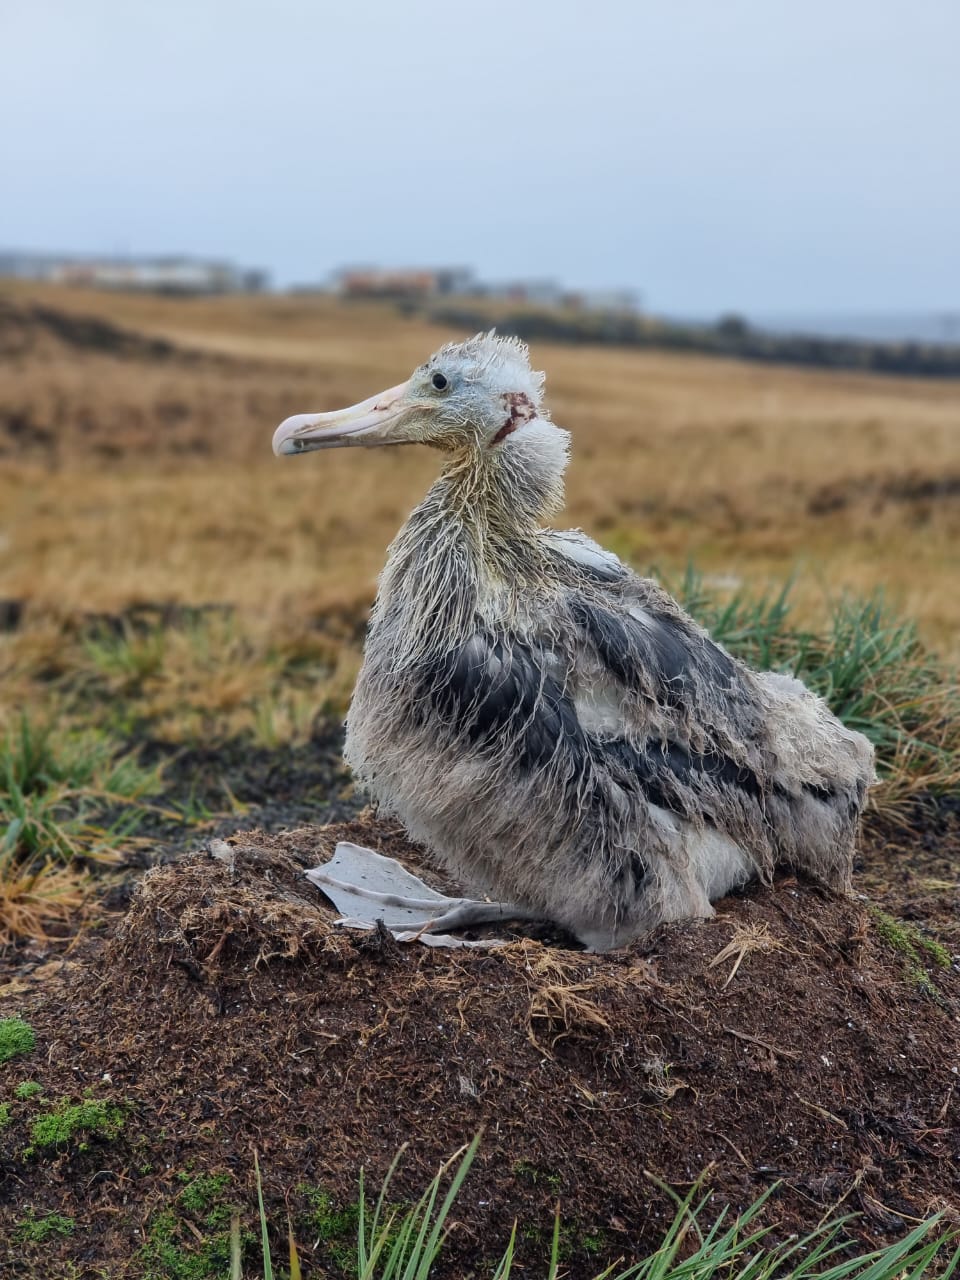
[
  {"left": 241, "top": 1139, "right": 959, "bottom": 1280},
  {"left": 0, "top": 715, "right": 162, "bottom": 865},
  {"left": 0, "top": 713, "right": 166, "bottom": 941},
  {"left": 674, "top": 572, "right": 960, "bottom": 804},
  {"left": 0, "top": 852, "right": 89, "bottom": 946},
  {"left": 5, "top": 610, "right": 358, "bottom": 749},
  {"left": 0, "top": 608, "right": 360, "bottom": 940}
]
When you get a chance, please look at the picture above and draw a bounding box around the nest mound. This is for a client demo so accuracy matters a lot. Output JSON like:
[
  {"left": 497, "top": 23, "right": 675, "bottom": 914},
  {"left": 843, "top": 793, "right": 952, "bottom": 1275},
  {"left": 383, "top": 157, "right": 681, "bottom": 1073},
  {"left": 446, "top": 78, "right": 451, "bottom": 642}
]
[{"left": 1, "top": 819, "right": 958, "bottom": 1278}]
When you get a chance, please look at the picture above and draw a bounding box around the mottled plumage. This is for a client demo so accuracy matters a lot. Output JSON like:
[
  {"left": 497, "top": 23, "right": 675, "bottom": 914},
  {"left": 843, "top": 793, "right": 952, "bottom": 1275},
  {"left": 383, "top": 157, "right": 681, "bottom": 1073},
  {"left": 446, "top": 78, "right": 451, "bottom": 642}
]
[{"left": 274, "top": 333, "right": 875, "bottom": 949}]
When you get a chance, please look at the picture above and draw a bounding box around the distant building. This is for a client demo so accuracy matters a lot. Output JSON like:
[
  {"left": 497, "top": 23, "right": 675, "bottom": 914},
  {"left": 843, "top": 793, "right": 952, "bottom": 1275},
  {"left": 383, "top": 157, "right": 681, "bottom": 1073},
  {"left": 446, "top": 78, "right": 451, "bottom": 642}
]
[
  {"left": 564, "top": 288, "right": 641, "bottom": 314},
  {"left": 332, "top": 266, "right": 474, "bottom": 299},
  {"left": 485, "top": 279, "right": 564, "bottom": 306},
  {"left": 0, "top": 251, "right": 268, "bottom": 294}
]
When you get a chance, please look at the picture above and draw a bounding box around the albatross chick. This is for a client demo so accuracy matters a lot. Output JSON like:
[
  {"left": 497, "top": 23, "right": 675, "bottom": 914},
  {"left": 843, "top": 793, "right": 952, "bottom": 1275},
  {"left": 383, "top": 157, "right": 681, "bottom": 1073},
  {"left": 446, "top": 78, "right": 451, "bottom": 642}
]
[{"left": 273, "top": 333, "right": 875, "bottom": 950}]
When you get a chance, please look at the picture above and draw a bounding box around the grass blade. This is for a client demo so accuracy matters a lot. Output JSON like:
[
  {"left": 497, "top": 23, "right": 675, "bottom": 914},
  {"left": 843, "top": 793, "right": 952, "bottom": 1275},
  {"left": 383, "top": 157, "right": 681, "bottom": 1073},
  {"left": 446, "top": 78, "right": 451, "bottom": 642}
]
[
  {"left": 229, "top": 1211, "right": 242, "bottom": 1280},
  {"left": 287, "top": 1214, "right": 301, "bottom": 1280},
  {"left": 253, "top": 1150, "right": 273, "bottom": 1280}
]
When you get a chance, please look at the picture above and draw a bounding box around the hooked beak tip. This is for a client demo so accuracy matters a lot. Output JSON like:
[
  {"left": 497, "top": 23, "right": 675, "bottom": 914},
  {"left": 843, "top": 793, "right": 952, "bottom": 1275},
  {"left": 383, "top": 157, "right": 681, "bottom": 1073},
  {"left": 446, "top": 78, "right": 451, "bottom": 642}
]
[{"left": 272, "top": 418, "right": 304, "bottom": 456}]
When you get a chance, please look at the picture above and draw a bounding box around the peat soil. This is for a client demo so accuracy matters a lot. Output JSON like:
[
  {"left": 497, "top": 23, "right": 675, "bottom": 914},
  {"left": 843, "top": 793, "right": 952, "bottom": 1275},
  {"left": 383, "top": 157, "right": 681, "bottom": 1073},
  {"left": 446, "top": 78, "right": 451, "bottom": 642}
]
[{"left": 0, "top": 751, "right": 958, "bottom": 1277}]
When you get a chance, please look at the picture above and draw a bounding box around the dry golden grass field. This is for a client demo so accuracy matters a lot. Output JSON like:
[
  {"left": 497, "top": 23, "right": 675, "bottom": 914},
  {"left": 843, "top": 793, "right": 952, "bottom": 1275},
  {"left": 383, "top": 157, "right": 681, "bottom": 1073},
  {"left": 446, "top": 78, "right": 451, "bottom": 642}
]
[{"left": 2, "top": 281, "right": 959, "bottom": 647}]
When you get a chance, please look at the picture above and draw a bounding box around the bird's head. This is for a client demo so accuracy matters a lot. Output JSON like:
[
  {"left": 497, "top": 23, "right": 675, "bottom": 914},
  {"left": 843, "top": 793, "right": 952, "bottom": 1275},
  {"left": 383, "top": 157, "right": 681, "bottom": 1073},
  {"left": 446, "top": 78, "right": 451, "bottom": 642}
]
[{"left": 273, "top": 331, "right": 552, "bottom": 457}]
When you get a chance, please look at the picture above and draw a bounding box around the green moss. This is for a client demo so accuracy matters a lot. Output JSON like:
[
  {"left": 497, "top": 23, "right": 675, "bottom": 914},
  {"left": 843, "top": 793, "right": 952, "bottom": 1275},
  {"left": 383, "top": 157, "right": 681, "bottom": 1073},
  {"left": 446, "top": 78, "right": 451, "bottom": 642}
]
[
  {"left": 15, "top": 1080, "right": 43, "bottom": 1100},
  {"left": 28, "top": 1096, "right": 125, "bottom": 1152},
  {"left": 297, "top": 1184, "right": 362, "bottom": 1271},
  {"left": 141, "top": 1208, "right": 250, "bottom": 1280},
  {"left": 581, "top": 1228, "right": 609, "bottom": 1256},
  {"left": 871, "top": 910, "right": 952, "bottom": 996},
  {"left": 139, "top": 1174, "right": 246, "bottom": 1280},
  {"left": 203, "top": 1204, "right": 233, "bottom": 1230},
  {"left": 178, "top": 1173, "right": 231, "bottom": 1215},
  {"left": 520, "top": 1219, "right": 579, "bottom": 1262},
  {"left": 14, "top": 1210, "right": 75, "bottom": 1242},
  {"left": 511, "top": 1159, "right": 562, "bottom": 1191},
  {"left": 0, "top": 1017, "right": 36, "bottom": 1064},
  {"left": 0, "top": 1102, "right": 11, "bottom": 1130},
  {"left": 907, "top": 966, "right": 939, "bottom": 999},
  {"left": 520, "top": 1217, "right": 610, "bottom": 1264},
  {"left": 873, "top": 909, "right": 917, "bottom": 955},
  {"left": 917, "top": 934, "right": 952, "bottom": 968}
]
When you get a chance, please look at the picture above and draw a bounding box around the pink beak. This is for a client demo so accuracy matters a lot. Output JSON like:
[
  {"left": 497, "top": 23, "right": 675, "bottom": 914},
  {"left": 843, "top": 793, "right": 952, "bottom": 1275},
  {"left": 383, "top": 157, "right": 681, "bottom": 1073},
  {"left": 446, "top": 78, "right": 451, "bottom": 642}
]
[{"left": 273, "top": 381, "right": 410, "bottom": 456}]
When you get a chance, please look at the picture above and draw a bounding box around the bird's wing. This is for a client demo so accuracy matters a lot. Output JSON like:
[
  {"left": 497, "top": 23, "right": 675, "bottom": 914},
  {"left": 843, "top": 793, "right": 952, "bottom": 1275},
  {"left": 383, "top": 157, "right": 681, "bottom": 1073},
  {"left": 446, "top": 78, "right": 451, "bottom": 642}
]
[
  {"left": 422, "top": 632, "right": 584, "bottom": 771},
  {"left": 568, "top": 590, "right": 751, "bottom": 721},
  {"left": 542, "top": 529, "right": 751, "bottom": 718},
  {"left": 416, "top": 612, "right": 765, "bottom": 833},
  {"left": 542, "top": 531, "right": 759, "bottom": 734},
  {"left": 564, "top": 588, "right": 772, "bottom": 826}
]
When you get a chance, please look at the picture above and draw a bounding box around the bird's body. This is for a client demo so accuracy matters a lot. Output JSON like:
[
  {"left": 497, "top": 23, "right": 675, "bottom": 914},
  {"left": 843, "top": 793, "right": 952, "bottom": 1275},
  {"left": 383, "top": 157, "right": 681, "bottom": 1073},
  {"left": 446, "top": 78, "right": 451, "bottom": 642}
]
[{"left": 275, "top": 333, "right": 875, "bottom": 949}]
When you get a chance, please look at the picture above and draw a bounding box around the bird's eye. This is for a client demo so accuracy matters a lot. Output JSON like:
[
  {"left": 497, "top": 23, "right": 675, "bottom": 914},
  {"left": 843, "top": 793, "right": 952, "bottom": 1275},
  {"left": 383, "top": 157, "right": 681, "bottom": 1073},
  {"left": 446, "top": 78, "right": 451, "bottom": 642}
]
[{"left": 431, "top": 372, "right": 449, "bottom": 391}]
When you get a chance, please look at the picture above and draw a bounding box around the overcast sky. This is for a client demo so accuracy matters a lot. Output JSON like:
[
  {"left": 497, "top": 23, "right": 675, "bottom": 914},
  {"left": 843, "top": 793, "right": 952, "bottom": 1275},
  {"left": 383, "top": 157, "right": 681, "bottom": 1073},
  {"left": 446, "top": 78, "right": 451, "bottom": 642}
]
[{"left": 2, "top": 1, "right": 958, "bottom": 314}]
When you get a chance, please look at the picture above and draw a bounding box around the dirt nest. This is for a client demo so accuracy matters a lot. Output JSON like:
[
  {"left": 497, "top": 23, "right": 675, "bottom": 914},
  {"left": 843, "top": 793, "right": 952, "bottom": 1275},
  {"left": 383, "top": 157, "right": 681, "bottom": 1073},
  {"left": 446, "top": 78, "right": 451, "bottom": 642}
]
[{"left": 1, "top": 818, "right": 958, "bottom": 1279}]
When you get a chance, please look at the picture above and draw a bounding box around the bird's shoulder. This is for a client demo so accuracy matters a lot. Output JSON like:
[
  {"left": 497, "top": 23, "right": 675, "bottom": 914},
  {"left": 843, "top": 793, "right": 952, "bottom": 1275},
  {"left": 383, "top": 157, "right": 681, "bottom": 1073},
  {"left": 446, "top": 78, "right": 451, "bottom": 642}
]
[
  {"left": 544, "top": 549, "right": 759, "bottom": 735},
  {"left": 538, "top": 529, "right": 699, "bottom": 630},
  {"left": 539, "top": 529, "right": 720, "bottom": 655},
  {"left": 539, "top": 528, "right": 628, "bottom": 583}
]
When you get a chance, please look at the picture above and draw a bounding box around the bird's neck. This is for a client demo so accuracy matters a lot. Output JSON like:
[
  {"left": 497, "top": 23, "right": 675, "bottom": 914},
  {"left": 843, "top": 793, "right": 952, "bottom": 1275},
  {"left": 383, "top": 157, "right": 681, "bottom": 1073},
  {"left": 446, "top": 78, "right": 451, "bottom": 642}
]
[
  {"left": 442, "top": 416, "right": 570, "bottom": 533},
  {"left": 370, "top": 419, "right": 570, "bottom": 662}
]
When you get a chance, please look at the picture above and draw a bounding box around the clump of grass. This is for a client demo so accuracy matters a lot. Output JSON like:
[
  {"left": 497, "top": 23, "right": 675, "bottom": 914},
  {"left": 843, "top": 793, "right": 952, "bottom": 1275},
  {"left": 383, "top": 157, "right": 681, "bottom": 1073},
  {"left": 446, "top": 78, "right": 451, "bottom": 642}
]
[
  {"left": 0, "top": 713, "right": 165, "bottom": 940},
  {"left": 2, "top": 709, "right": 151, "bottom": 799},
  {"left": 673, "top": 571, "right": 960, "bottom": 805},
  {"left": 0, "top": 850, "right": 88, "bottom": 946},
  {"left": 0, "top": 714, "right": 162, "bottom": 863},
  {"left": 14, "top": 1080, "right": 43, "bottom": 1100},
  {"left": 73, "top": 612, "right": 356, "bottom": 749},
  {"left": 14, "top": 1210, "right": 75, "bottom": 1242},
  {"left": 28, "top": 1095, "right": 125, "bottom": 1154},
  {"left": 244, "top": 1137, "right": 959, "bottom": 1280},
  {"left": 81, "top": 621, "right": 168, "bottom": 693},
  {"left": 0, "top": 610, "right": 359, "bottom": 947},
  {"left": 0, "top": 1016, "right": 36, "bottom": 1064},
  {"left": 0, "top": 1101, "right": 12, "bottom": 1130}
]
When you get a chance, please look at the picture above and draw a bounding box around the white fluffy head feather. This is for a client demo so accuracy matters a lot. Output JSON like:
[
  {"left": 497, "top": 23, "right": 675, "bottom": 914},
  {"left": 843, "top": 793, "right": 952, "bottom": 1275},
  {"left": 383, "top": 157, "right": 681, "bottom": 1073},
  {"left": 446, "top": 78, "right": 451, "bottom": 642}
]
[{"left": 421, "top": 331, "right": 547, "bottom": 415}]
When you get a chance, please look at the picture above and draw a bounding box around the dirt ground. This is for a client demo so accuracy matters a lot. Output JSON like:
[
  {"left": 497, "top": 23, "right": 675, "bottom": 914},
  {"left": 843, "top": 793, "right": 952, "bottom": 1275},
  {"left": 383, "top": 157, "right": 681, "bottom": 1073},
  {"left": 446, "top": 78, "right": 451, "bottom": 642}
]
[{"left": 1, "top": 805, "right": 957, "bottom": 1279}]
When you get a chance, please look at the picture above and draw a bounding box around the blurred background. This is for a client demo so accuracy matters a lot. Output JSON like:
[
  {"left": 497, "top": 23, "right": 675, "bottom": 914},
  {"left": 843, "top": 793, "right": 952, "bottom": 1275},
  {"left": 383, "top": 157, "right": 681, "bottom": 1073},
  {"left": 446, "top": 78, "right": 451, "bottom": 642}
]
[{"left": 0, "top": 1, "right": 958, "bottom": 928}]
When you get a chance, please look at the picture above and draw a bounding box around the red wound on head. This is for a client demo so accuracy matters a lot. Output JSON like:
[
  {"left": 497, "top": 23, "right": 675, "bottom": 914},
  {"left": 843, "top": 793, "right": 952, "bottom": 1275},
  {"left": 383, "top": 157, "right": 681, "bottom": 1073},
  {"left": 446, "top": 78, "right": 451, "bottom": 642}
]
[{"left": 491, "top": 392, "right": 536, "bottom": 445}]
